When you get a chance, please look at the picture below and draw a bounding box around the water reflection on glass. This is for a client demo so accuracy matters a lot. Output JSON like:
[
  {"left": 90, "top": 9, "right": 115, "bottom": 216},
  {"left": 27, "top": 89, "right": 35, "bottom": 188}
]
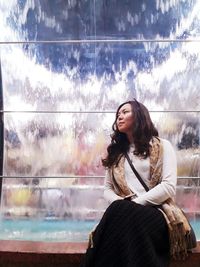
[
  {"left": 1, "top": 41, "right": 200, "bottom": 111},
  {"left": 0, "top": 1, "right": 200, "bottom": 41},
  {"left": 3, "top": 112, "right": 199, "bottom": 177},
  {"left": 1, "top": 177, "right": 106, "bottom": 222},
  {"left": 0, "top": 0, "right": 199, "bottom": 236}
]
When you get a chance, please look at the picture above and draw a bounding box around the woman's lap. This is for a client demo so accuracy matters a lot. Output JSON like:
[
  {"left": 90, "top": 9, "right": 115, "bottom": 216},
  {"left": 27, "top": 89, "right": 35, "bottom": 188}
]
[{"left": 81, "top": 200, "right": 170, "bottom": 267}]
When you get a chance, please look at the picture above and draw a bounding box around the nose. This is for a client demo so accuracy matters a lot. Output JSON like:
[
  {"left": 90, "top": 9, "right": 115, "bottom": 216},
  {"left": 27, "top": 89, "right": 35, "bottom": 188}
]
[{"left": 117, "top": 113, "right": 123, "bottom": 121}]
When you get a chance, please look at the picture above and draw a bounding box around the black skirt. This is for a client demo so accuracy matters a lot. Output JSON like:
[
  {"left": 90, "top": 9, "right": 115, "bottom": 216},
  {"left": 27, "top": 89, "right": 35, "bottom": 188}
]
[{"left": 80, "top": 200, "right": 170, "bottom": 267}]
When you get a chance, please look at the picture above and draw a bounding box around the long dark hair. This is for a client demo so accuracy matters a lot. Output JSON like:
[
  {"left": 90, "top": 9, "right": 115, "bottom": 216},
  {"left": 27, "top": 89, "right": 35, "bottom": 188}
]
[{"left": 102, "top": 99, "right": 158, "bottom": 168}]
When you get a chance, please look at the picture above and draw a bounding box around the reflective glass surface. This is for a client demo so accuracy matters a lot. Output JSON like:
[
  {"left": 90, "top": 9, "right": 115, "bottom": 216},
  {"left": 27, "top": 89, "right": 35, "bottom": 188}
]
[
  {"left": 1, "top": 42, "right": 200, "bottom": 111},
  {"left": 0, "top": 0, "right": 200, "bottom": 238},
  {"left": 3, "top": 112, "right": 200, "bottom": 177},
  {"left": 0, "top": 1, "right": 200, "bottom": 41}
]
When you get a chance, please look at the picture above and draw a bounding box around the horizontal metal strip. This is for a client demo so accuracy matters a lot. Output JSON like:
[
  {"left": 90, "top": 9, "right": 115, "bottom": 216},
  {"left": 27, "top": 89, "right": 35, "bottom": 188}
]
[
  {"left": 0, "top": 176, "right": 199, "bottom": 179},
  {"left": 2, "top": 185, "right": 200, "bottom": 190},
  {"left": 1, "top": 39, "right": 200, "bottom": 45},
  {"left": 0, "top": 175, "right": 104, "bottom": 179},
  {"left": 1, "top": 110, "right": 200, "bottom": 114},
  {"left": 2, "top": 184, "right": 104, "bottom": 189}
]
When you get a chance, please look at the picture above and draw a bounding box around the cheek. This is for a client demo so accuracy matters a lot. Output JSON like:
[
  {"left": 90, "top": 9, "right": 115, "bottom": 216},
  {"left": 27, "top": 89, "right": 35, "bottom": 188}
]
[
  {"left": 127, "top": 115, "right": 134, "bottom": 124},
  {"left": 122, "top": 116, "right": 133, "bottom": 131}
]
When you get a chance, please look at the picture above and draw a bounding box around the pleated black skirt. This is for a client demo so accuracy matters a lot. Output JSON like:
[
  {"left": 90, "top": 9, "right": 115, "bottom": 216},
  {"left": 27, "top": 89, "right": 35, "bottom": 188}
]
[{"left": 80, "top": 200, "right": 170, "bottom": 267}]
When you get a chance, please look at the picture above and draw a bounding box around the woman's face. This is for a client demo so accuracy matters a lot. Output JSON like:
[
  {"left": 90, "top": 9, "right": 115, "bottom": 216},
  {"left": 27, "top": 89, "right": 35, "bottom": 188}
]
[{"left": 116, "top": 103, "right": 134, "bottom": 135}]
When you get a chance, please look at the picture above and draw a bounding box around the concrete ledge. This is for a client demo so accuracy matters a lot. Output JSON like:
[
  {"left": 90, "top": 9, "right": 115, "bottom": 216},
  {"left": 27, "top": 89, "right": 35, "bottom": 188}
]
[{"left": 0, "top": 240, "right": 199, "bottom": 267}]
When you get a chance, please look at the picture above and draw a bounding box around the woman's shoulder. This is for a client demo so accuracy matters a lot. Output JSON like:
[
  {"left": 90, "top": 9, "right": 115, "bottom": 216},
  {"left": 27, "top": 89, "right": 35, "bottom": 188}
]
[
  {"left": 159, "top": 138, "right": 173, "bottom": 146},
  {"left": 158, "top": 138, "right": 176, "bottom": 155},
  {"left": 151, "top": 137, "right": 172, "bottom": 147}
]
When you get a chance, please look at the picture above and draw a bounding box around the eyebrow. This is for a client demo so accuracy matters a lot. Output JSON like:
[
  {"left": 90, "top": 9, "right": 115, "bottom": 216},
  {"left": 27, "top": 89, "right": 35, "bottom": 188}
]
[{"left": 117, "top": 108, "right": 130, "bottom": 115}]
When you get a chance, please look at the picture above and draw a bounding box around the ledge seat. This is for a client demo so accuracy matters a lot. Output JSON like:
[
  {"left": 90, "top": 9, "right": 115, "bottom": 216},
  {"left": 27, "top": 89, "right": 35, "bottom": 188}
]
[{"left": 0, "top": 240, "right": 199, "bottom": 267}]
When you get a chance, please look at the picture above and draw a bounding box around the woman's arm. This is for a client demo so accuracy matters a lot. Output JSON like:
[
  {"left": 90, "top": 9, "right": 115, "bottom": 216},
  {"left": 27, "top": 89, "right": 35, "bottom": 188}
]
[
  {"left": 133, "top": 139, "right": 177, "bottom": 206},
  {"left": 104, "top": 169, "right": 123, "bottom": 204}
]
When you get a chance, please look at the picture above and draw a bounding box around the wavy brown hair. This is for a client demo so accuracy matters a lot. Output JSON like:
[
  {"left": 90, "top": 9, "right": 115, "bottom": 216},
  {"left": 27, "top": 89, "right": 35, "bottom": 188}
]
[{"left": 102, "top": 100, "right": 158, "bottom": 168}]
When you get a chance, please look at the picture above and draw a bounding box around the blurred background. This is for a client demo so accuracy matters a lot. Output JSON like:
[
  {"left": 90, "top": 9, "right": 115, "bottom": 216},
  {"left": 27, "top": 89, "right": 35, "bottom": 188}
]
[{"left": 0, "top": 0, "right": 199, "bottom": 241}]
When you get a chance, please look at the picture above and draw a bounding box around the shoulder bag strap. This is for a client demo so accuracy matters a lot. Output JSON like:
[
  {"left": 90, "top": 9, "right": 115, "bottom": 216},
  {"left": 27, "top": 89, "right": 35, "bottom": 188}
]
[{"left": 125, "top": 153, "right": 149, "bottom": 192}]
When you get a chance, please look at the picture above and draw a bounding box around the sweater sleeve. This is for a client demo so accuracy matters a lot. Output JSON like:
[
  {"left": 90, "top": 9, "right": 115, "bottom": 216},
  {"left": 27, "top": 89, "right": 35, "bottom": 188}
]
[
  {"left": 104, "top": 169, "right": 123, "bottom": 204},
  {"left": 133, "top": 139, "right": 177, "bottom": 206}
]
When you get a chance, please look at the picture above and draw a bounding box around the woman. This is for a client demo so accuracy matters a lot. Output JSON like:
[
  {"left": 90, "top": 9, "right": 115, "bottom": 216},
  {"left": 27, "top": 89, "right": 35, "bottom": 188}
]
[{"left": 81, "top": 99, "right": 177, "bottom": 267}]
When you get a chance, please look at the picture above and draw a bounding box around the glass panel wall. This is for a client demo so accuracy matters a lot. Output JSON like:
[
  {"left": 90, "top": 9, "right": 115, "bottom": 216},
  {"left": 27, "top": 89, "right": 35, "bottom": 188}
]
[{"left": 0, "top": 0, "right": 199, "bottom": 241}]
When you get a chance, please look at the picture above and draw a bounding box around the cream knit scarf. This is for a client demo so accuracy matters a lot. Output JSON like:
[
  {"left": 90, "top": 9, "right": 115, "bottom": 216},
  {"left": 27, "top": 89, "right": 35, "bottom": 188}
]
[{"left": 108, "top": 136, "right": 163, "bottom": 197}]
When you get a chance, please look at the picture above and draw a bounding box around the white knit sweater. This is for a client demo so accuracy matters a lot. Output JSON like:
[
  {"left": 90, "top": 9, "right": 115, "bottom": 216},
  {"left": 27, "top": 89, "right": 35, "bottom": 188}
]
[{"left": 104, "top": 138, "right": 177, "bottom": 206}]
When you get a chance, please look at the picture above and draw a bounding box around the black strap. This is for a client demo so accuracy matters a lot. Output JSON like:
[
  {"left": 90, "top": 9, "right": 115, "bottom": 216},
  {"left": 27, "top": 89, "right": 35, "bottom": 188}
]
[{"left": 125, "top": 153, "right": 149, "bottom": 192}]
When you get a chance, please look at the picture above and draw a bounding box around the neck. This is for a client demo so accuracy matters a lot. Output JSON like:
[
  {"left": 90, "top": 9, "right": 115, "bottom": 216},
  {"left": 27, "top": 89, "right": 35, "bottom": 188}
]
[{"left": 126, "top": 132, "right": 134, "bottom": 144}]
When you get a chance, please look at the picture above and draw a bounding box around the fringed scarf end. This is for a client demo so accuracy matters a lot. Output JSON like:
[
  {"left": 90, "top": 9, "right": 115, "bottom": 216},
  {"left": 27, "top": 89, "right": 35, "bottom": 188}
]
[{"left": 169, "top": 223, "right": 188, "bottom": 260}]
